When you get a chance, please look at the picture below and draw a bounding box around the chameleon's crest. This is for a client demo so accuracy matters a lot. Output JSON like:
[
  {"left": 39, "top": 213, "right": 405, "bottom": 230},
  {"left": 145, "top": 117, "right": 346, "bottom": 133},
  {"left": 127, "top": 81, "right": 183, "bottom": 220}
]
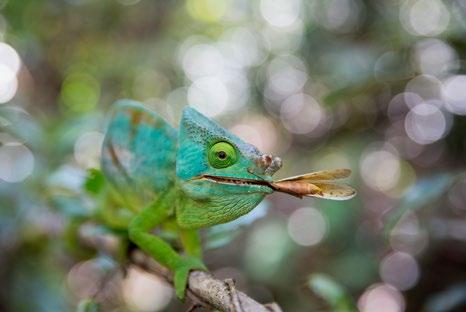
[
  {"left": 176, "top": 107, "right": 281, "bottom": 229},
  {"left": 101, "top": 100, "right": 178, "bottom": 207}
]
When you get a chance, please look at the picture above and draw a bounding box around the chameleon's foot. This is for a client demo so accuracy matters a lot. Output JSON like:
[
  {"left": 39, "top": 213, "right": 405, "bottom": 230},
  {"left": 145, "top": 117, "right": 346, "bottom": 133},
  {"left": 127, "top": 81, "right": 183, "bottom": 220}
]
[
  {"left": 224, "top": 278, "right": 244, "bottom": 312},
  {"left": 174, "top": 256, "right": 207, "bottom": 300}
]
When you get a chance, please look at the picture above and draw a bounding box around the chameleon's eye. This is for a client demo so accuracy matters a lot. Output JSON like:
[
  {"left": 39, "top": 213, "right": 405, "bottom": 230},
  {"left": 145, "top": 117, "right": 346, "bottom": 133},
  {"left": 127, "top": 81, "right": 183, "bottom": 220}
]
[{"left": 208, "top": 141, "right": 238, "bottom": 169}]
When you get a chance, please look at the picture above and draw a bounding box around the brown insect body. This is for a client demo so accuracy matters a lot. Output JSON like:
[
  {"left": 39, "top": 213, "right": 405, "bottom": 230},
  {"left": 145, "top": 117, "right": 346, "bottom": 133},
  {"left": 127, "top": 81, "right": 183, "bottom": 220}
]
[{"left": 271, "top": 181, "right": 323, "bottom": 198}]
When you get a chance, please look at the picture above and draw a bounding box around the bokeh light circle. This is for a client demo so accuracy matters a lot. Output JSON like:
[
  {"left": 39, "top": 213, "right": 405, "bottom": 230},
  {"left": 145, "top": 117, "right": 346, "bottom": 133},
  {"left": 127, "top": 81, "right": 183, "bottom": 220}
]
[
  {"left": 245, "top": 221, "right": 290, "bottom": 279},
  {"left": 413, "top": 39, "right": 458, "bottom": 77},
  {"left": 122, "top": 267, "right": 172, "bottom": 312},
  {"left": 74, "top": 131, "right": 104, "bottom": 169},
  {"left": 401, "top": 0, "right": 450, "bottom": 37},
  {"left": 317, "top": 0, "right": 365, "bottom": 34},
  {"left": 188, "top": 77, "right": 228, "bottom": 117},
  {"left": 0, "top": 64, "right": 18, "bottom": 103},
  {"left": 182, "top": 44, "right": 224, "bottom": 81},
  {"left": 0, "top": 42, "right": 21, "bottom": 74},
  {"left": 261, "top": 18, "right": 305, "bottom": 52},
  {"left": 380, "top": 251, "right": 420, "bottom": 291},
  {"left": 230, "top": 117, "right": 278, "bottom": 153},
  {"left": 220, "top": 27, "right": 266, "bottom": 68},
  {"left": 260, "top": 0, "right": 301, "bottom": 28},
  {"left": 186, "top": 0, "right": 228, "bottom": 23},
  {"left": 0, "top": 143, "right": 34, "bottom": 183},
  {"left": 60, "top": 73, "right": 101, "bottom": 112},
  {"left": 280, "top": 93, "right": 324, "bottom": 134},
  {"left": 404, "top": 102, "right": 448, "bottom": 144},
  {"left": 405, "top": 75, "right": 442, "bottom": 101},
  {"left": 287, "top": 207, "right": 327, "bottom": 246},
  {"left": 360, "top": 149, "right": 401, "bottom": 193},
  {"left": 389, "top": 213, "right": 429, "bottom": 256},
  {"left": 442, "top": 75, "right": 466, "bottom": 115},
  {"left": 0, "top": 41, "right": 21, "bottom": 104},
  {"left": 265, "top": 54, "right": 308, "bottom": 101},
  {"left": 358, "top": 283, "right": 405, "bottom": 312}
]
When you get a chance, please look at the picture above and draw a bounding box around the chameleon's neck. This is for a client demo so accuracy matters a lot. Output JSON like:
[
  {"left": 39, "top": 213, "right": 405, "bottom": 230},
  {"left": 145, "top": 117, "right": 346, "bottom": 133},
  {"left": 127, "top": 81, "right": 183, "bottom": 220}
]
[{"left": 174, "top": 186, "right": 265, "bottom": 230}]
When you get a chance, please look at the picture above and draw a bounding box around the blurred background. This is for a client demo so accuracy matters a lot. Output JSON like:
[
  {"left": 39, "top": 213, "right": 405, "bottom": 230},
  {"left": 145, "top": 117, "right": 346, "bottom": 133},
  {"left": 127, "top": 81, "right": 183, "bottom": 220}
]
[{"left": 1, "top": 0, "right": 466, "bottom": 311}]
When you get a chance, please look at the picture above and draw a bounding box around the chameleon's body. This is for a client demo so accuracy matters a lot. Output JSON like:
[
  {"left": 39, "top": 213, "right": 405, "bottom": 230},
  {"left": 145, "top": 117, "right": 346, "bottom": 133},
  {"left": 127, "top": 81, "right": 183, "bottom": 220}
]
[{"left": 99, "top": 99, "right": 355, "bottom": 299}]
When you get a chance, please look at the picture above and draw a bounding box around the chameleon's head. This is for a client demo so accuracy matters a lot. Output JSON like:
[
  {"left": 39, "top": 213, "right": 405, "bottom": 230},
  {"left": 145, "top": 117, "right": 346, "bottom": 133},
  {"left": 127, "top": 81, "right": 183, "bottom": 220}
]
[{"left": 175, "top": 107, "right": 282, "bottom": 229}]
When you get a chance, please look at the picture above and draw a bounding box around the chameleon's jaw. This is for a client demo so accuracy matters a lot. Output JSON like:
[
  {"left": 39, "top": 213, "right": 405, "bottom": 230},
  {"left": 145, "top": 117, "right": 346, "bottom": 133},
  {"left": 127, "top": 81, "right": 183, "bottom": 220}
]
[
  {"left": 192, "top": 175, "right": 272, "bottom": 187},
  {"left": 184, "top": 174, "right": 274, "bottom": 197}
]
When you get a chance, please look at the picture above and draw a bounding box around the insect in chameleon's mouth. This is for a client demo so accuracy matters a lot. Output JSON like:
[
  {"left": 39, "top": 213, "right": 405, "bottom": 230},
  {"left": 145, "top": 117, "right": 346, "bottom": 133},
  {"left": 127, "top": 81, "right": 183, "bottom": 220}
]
[
  {"left": 191, "top": 169, "right": 356, "bottom": 200},
  {"left": 193, "top": 175, "right": 272, "bottom": 187}
]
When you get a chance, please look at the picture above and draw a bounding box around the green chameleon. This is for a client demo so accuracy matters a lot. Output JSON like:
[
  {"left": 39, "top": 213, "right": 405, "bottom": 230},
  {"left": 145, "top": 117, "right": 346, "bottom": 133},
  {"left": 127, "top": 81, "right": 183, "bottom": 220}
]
[{"left": 98, "top": 99, "right": 355, "bottom": 299}]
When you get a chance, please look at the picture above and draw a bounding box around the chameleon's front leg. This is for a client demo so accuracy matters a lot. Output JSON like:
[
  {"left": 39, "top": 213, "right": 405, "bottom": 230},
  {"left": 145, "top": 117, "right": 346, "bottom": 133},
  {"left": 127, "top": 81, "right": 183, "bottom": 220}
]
[
  {"left": 179, "top": 228, "right": 202, "bottom": 259},
  {"left": 128, "top": 195, "right": 206, "bottom": 299}
]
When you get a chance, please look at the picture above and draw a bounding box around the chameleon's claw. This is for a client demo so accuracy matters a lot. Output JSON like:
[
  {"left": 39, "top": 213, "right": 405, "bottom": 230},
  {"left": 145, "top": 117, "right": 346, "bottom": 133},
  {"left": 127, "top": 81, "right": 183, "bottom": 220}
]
[{"left": 173, "top": 256, "right": 207, "bottom": 300}]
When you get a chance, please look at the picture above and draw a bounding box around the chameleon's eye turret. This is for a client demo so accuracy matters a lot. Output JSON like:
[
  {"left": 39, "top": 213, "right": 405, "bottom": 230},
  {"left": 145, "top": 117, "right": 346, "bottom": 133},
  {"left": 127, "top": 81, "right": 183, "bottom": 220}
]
[{"left": 208, "top": 141, "right": 238, "bottom": 169}]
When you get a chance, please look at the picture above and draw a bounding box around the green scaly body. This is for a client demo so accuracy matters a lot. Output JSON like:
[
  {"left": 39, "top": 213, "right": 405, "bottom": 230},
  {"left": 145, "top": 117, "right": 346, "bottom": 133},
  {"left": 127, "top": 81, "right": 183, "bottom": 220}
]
[{"left": 100, "top": 99, "right": 282, "bottom": 299}]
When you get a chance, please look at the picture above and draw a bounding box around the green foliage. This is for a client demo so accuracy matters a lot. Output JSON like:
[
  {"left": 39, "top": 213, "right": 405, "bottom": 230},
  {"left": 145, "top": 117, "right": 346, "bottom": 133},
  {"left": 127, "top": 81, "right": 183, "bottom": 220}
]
[
  {"left": 308, "top": 273, "right": 356, "bottom": 312},
  {"left": 84, "top": 169, "right": 106, "bottom": 195},
  {"left": 77, "top": 299, "right": 100, "bottom": 312}
]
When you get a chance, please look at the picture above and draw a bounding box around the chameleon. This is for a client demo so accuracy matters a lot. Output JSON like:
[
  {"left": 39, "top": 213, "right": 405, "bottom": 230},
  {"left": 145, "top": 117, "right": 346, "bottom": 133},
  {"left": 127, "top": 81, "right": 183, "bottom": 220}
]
[{"left": 99, "top": 99, "right": 356, "bottom": 299}]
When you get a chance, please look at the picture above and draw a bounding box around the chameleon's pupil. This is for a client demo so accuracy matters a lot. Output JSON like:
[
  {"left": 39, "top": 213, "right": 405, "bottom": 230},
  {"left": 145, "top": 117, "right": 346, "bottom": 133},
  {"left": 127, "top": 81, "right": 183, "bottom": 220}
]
[{"left": 217, "top": 151, "right": 227, "bottom": 159}]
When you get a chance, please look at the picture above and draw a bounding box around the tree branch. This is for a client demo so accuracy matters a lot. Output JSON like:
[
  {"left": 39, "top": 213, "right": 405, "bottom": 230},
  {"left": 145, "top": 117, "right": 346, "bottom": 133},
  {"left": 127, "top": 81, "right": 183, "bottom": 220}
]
[
  {"left": 78, "top": 223, "right": 283, "bottom": 312},
  {"left": 131, "top": 250, "right": 283, "bottom": 312}
]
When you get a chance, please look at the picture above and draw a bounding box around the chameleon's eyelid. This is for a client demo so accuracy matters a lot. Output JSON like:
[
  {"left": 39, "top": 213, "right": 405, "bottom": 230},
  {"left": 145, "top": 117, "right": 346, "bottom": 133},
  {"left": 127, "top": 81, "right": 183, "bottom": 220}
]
[{"left": 209, "top": 138, "right": 235, "bottom": 148}]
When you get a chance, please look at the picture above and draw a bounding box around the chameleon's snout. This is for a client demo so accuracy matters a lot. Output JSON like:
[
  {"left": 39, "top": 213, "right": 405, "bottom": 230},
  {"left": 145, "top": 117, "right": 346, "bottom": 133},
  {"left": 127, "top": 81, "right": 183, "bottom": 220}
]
[{"left": 255, "top": 154, "right": 282, "bottom": 176}]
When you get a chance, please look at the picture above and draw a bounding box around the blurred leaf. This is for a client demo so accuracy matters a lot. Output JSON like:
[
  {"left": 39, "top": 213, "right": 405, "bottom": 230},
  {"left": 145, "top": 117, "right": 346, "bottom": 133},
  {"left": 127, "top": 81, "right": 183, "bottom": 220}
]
[
  {"left": 329, "top": 251, "right": 378, "bottom": 290},
  {"left": 384, "top": 173, "right": 455, "bottom": 236},
  {"left": 77, "top": 299, "right": 100, "bottom": 312},
  {"left": 425, "top": 283, "right": 466, "bottom": 312},
  {"left": 308, "top": 273, "right": 356, "bottom": 312},
  {"left": 84, "top": 169, "right": 106, "bottom": 195}
]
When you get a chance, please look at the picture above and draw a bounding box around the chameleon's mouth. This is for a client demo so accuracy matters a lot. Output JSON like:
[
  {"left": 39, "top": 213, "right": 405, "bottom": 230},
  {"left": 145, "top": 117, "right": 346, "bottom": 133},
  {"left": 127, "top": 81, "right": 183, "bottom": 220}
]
[{"left": 194, "top": 175, "right": 272, "bottom": 187}]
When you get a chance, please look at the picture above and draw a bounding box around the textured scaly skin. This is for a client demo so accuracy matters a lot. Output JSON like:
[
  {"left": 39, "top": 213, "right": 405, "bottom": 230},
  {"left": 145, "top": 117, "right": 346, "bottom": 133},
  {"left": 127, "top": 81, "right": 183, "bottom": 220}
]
[{"left": 100, "top": 99, "right": 280, "bottom": 299}]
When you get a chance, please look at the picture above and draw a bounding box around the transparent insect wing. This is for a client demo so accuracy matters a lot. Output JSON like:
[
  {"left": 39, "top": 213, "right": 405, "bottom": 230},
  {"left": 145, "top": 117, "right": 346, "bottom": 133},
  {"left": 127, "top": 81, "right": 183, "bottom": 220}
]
[
  {"left": 308, "top": 182, "right": 356, "bottom": 200},
  {"left": 276, "top": 168, "right": 352, "bottom": 183}
]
